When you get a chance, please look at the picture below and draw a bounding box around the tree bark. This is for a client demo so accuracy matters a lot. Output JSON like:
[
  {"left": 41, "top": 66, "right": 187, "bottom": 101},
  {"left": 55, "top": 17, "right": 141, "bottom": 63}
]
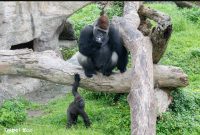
[
  {"left": 0, "top": 49, "right": 188, "bottom": 93},
  {"left": 155, "top": 88, "right": 172, "bottom": 115},
  {"left": 112, "top": 2, "right": 157, "bottom": 134},
  {"left": 138, "top": 5, "right": 173, "bottom": 64},
  {"left": 138, "top": 16, "right": 152, "bottom": 36}
]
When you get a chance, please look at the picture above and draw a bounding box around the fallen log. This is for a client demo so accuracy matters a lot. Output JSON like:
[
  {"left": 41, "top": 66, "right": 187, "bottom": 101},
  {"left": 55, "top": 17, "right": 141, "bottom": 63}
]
[
  {"left": 175, "top": 1, "right": 198, "bottom": 8},
  {"left": 0, "top": 49, "right": 188, "bottom": 93}
]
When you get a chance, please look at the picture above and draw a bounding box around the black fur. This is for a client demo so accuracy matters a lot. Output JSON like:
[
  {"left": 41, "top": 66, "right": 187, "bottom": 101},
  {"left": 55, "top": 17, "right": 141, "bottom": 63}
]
[
  {"left": 66, "top": 74, "right": 91, "bottom": 128},
  {"left": 78, "top": 24, "right": 128, "bottom": 77}
]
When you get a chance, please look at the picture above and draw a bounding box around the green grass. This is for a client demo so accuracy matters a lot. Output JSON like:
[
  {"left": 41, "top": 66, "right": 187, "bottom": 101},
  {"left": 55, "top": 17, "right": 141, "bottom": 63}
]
[
  {"left": 0, "top": 91, "right": 130, "bottom": 135},
  {"left": 1, "top": 2, "right": 200, "bottom": 135},
  {"left": 146, "top": 3, "right": 200, "bottom": 92},
  {"left": 68, "top": 4, "right": 101, "bottom": 39}
]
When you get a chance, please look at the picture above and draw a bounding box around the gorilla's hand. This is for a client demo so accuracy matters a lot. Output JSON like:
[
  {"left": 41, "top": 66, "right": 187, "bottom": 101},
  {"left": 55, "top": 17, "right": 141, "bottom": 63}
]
[{"left": 120, "top": 67, "right": 127, "bottom": 73}]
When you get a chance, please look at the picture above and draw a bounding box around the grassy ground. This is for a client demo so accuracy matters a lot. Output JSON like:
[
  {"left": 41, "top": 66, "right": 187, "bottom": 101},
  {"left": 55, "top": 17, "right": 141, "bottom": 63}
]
[
  {"left": 0, "top": 2, "right": 200, "bottom": 135},
  {"left": 146, "top": 3, "right": 200, "bottom": 135}
]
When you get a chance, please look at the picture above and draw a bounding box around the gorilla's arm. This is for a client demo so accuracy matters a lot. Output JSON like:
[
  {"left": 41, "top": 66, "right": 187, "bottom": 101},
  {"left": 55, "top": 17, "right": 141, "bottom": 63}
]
[
  {"left": 116, "top": 42, "right": 128, "bottom": 73},
  {"left": 72, "top": 74, "right": 81, "bottom": 98},
  {"left": 108, "top": 25, "right": 128, "bottom": 72},
  {"left": 79, "top": 25, "right": 100, "bottom": 57}
]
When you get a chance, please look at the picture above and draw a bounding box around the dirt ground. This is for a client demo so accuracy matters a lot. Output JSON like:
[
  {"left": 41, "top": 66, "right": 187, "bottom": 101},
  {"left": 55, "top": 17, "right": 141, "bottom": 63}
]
[{"left": 25, "top": 84, "right": 72, "bottom": 117}]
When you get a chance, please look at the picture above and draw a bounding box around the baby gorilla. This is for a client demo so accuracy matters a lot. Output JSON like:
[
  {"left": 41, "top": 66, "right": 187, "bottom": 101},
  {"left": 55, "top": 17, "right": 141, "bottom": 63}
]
[{"left": 66, "top": 74, "right": 91, "bottom": 128}]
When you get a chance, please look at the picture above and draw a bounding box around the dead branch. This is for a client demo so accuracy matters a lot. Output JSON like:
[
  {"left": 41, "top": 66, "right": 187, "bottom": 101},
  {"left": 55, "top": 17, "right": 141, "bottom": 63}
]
[
  {"left": 0, "top": 49, "right": 188, "bottom": 93},
  {"left": 175, "top": 1, "right": 198, "bottom": 8},
  {"left": 138, "top": 5, "right": 173, "bottom": 64}
]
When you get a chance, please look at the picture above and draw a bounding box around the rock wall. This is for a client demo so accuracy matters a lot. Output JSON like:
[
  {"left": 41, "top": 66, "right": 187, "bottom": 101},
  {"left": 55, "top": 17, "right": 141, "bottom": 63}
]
[
  {"left": 0, "top": 1, "right": 90, "bottom": 104},
  {"left": 0, "top": 1, "right": 89, "bottom": 50}
]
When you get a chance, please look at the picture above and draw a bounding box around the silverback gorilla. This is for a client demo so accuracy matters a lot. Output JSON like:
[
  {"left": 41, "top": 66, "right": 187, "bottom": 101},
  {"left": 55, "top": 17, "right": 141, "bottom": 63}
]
[
  {"left": 66, "top": 74, "right": 91, "bottom": 128},
  {"left": 77, "top": 11, "right": 128, "bottom": 78}
]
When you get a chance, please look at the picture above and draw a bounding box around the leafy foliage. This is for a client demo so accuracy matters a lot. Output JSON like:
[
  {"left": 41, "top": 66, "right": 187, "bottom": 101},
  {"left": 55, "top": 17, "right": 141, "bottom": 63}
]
[
  {"left": 190, "top": 48, "right": 200, "bottom": 58},
  {"left": 0, "top": 99, "right": 27, "bottom": 128},
  {"left": 60, "top": 47, "right": 78, "bottom": 60},
  {"left": 68, "top": 4, "right": 101, "bottom": 39},
  {"left": 106, "top": 1, "right": 124, "bottom": 19},
  {"left": 169, "top": 90, "right": 200, "bottom": 113},
  {"left": 156, "top": 90, "right": 200, "bottom": 135}
]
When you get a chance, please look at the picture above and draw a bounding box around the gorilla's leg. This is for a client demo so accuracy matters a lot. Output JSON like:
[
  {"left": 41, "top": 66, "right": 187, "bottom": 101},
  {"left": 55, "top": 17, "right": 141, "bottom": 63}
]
[
  {"left": 102, "top": 51, "right": 118, "bottom": 76},
  {"left": 73, "top": 114, "right": 78, "bottom": 125},
  {"left": 79, "top": 109, "right": 91, "bottom": 128},
  {"left": 92, "top": 45, "right": 118, "bottom": 76},
  {"left": 77, "top": 52, "right": 96, "bottom": 78},
  {"left": 66, "top": 112, "right": 74, "bottom": 128},
  {"left": 66, "top": 112, "right": 78, "bottom": 128}
]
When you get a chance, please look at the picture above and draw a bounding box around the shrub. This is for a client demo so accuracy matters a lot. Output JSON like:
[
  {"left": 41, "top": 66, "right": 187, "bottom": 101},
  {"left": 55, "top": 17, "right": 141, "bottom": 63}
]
[
  {"left": 106, "top": 1, "right": 124, "bottom": 19},
  {"left": 156, "top": 90, "right": 200, "bottom": 135},
  {"left": 190, "top": 48, "right": 200, "bottom": 58},
  {"left": 0, "top": 99, "right": 27, "bottom": 128},
  {"left": 60, "top": 47, "right": 78, "bottom": 60},
  {"left": 169, "top": 90, "right": 200, "bottom": 113}
]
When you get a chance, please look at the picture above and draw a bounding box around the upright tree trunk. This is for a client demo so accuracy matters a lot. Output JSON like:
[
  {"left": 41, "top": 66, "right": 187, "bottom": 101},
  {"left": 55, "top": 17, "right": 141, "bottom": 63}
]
[{"left": 112, "top": 2, "right": 156, "bottom": 134}]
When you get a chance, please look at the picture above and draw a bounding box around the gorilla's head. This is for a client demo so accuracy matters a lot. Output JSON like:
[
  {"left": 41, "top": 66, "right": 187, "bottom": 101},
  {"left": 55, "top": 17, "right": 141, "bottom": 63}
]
[
  {"left": 93, "top": 12, "right": 109, "bottom": 44},
  {"left": 93, "top": 27, "right": 109, "bottom": 44}
]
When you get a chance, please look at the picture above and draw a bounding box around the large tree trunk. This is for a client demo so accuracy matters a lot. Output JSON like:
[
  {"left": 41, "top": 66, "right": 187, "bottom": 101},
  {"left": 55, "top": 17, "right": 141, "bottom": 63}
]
[
  {"left": 0, "top": 49, "right": 188, "bottom": 93},
  {"left": 111, "top": 1, "right": 176, "bottom": 134},
  {"left": 112, "top": 2, "right": 157, "bottom": 134}
]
